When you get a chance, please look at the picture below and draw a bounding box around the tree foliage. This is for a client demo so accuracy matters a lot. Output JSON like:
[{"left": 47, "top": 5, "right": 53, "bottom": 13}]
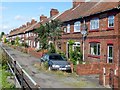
[
  {"left": 15, "top": 37, "right": 20, "bottom": 46},
  {"left": 35, "top": 19, "right": 62, "bottom": 50},
  {"left": 0, "top": 32, "right": 5, "bottom": 41}
]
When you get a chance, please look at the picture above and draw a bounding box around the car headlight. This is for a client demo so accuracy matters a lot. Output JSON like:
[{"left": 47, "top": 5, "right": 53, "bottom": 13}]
[
  {"left": 65, "top": 65, "right": 71, "bottom": 67},
  {"left": 52, "top": 65, "right": 60, "bottom": 68}
]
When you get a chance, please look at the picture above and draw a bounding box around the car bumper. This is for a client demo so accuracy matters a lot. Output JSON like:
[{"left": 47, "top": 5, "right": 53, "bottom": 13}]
[{"left": 51, "top": 67, "right": 71, "bottom": 71}]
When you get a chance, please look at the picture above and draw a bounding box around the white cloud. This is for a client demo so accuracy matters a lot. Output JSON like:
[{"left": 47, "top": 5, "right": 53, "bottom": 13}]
[
  {"left": 14, "top": 15, "right": 36, "bottom": 21},
  {"left": 14, "top": 15, "right": 25, "bottom": 21},
  {"left": 0, "top": 24, "right": 12, "bottom": 34}
]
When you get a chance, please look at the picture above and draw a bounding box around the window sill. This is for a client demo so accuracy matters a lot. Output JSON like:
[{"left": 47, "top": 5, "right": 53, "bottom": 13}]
[
  {"left": 89, "top": 29, "right": 99, "bottom": 32},
  {"left": 88, "top": 54, "right": 100, "bottom": 59},
  {"left": 106, "top": 27, "right": 114, "bottom": 31},
  {"left": 63, "top": 33, "right": 70, "bottom": 35},
  {"left": 72, "top": 32, "right": 81, "bottom": 34}
]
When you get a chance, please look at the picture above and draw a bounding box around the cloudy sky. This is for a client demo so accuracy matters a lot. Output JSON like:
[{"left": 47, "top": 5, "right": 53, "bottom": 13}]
[{"left": 0, "top": 2, "right": 72, "bottom": 34}]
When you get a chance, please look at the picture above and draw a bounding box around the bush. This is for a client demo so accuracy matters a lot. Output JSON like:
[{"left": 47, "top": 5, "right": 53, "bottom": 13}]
[
  {"left": 57, "top": 50, "right": 67, "bottom": 60},
  {"left": 11, "top": 41, "right": 15, "bottom": 45},
  {"left": 21, "top": 42, "right": 29, "bottom": 48},
  {"left": 48, "top": 43, "right": 56, "bottom": 53},
  {"left": 4, "top": 38, "right": 8, "bottom": 43},
  {"left": 70, "top": 50, "right": 82, "bottom": 65},
  {"left": 40, "top": 61, "right": 49, "bottom": 70}
]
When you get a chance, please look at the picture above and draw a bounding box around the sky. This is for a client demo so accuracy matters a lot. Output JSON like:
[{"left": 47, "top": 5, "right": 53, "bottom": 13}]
[{"left": 0, "top": 2, "right": 72, "bottom": 34}]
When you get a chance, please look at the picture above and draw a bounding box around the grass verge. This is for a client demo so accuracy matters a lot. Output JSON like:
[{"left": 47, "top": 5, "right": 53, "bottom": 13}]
[{"left": 0, "top": 65, "right": 15, "bottom": 89}]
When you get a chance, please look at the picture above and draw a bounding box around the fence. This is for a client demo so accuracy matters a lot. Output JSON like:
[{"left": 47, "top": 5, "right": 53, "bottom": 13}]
[{"left": 1, "top": 45, "right": 41, "bottom": 89}]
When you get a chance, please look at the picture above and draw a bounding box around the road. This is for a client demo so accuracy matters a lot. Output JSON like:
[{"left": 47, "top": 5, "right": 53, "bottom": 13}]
[{"left": 2, "top": 45, "right": 105, "bottom": 88}]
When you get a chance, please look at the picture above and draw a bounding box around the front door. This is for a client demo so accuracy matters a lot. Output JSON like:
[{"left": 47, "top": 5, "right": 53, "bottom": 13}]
[{"left": 107, "top": 45, "right": 113, "bottom": 63}]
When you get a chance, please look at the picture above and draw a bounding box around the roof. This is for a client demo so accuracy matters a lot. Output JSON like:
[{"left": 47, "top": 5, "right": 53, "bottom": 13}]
[
  {"left": 25, "top": 22, "right": 40, "bottom": 32},
  {"left": 57, "top": 2, "right": 119, "bottom": 22}
]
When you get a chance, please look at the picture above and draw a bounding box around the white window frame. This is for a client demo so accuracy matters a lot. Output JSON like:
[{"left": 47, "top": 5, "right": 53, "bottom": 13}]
[
  {"left": 74, "top": 21, "right": 80, "bottom": 32},
  {"left": 26, "top": 33, "right": 29, "bottom": 37},
  {"left": 107, "top": 45, "right": 113, "bottom": 63},
  {"left": 90, "top": 18, "right": 99, "bottom": 30},
  {"left": 108, "top": 15, "right": 114, "bottom": 28},
  {"left": 63, "top": 27, "right": 67, "bottom": 33},
  {"left": 34, "top": 41, "right": 36, "bottom": 47},
  {"left": 73, "top": 42, "right": 80, "bottom": 51},
  {"left": 90, "top": 42, "right": 100, "bottom": 56},
  {"left": 67, "top": 24, "right": 70, "bottom": 33}
]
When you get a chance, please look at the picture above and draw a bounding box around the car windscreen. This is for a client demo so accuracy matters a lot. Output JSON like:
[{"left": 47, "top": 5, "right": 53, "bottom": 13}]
[{"left": 49, "top": 55, "right": 64, "bottom": 60}]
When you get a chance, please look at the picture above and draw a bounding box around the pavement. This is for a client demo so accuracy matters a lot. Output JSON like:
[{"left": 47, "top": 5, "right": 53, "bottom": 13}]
[{"left": 1, "top": 45, "right": 107, "bottom": 89}]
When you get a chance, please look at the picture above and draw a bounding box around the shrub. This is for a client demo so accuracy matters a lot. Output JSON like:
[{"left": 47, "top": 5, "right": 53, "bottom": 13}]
[
  {"left": 21, "top": 42, "right": 29, "bottom": 48},
  {"left": 11, "top": 41, "right": 15, "bottom": 45},
  {"left": 41, "top": 61, "right": 49, "bottom": 70},
  {"left": 57, "top": 50, "right": 67, "bottom": 60},
  {"left": 48, "top": 43, "right": 56, "bottom": 53},
  {"left": 70, "top": 50, "right": 82, "bottom": 65},
  {"left": 4, "top": 38, "right": 8, "bottom": 43}
]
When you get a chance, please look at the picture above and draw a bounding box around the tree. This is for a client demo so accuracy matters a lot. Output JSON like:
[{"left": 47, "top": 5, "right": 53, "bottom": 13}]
[
  {"left": 48, "top": 20, "right": 62, "bottom": 47},
  {"left": 0, "top": 32, "right": 5, "bottom": 41},
  {"left": 35, "top": 19, "right": 62, "bottom": 51},
  {"left": 35, "top": 24, "right": 48, "bottom": 50},
  {"left": 15, "top": 37, "right": 20, "bottom": 46}
]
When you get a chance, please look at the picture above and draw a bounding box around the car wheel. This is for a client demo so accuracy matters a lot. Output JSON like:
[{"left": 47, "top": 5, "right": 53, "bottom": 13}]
[{"left": 48, "top": 66, "right": 52, "bottom": 71}]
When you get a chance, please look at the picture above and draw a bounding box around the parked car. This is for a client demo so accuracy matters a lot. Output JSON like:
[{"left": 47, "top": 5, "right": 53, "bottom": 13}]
[{"left": 40, "top": 53, "right": 71, "bottom": 71}]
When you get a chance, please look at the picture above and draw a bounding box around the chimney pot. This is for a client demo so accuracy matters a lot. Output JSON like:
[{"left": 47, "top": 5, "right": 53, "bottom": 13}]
[{"left": 50, "top": 9, "right": 59, "bottom": 17}]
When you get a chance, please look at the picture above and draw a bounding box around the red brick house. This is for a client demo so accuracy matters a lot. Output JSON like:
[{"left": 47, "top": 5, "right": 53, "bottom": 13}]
[
  {"left": 55, "top": 1, "right": 120, "bottom": 88},
  {"left": 56, "top": 2, "right": 120, "bottom": 64}
]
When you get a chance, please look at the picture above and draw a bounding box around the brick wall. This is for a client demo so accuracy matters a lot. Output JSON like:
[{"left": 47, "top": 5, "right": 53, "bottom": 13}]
[
  {"left": 27, "top": 48, "right": 48, "bottom": 58},
  {"left": 76, "top": 63, "right": 118, "bottom": 88},
  {"left": 76, "top": 63, "right": 101, "bottom": 75},
  {"left": 10, "top": 45, "right": 47, "bottom": 58}
]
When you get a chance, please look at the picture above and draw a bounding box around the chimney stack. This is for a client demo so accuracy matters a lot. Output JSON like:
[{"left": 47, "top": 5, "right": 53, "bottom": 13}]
[
  {"left": 73, "top": 0, "right": 85, "bottom": 8},
  {"left": 26, "top": 22, "right": 31, "bottom": 26},
  {"left": 50, "top": 9, "right": 59, "bottom": 17},
  {"left": 40, "top": 15, "right": 47, "bottom": 21},
  {"left": 31, "top": 19, "right": 37, "bottom": 25}
]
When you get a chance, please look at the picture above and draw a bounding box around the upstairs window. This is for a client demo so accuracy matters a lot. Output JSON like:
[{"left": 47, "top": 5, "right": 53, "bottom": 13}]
[
  {"left": 90, "top": 18, "right": 99, "bottom": 30},
  {"left": 74, "top": 21, "right": 80, "bottom": 32},
  {"left": 108, "top": 15, "right": 114, "bottom": 28},
  {"left": 67, "top": 24, "right": 70, "bottom": 33},
  {"left": 90, "top": 42, "right": 100, "bottom": 56},
  {"left": 63, "top": 27, "right": 67, "bottom": 33}
]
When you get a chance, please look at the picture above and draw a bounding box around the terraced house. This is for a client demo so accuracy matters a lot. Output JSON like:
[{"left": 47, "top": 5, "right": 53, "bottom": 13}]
[
  {"left": 56, "top": 1, "right": 120, "bottom": 88},
  {"left": 56, "top": 1, "right": 120, "bottom": 65}
]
